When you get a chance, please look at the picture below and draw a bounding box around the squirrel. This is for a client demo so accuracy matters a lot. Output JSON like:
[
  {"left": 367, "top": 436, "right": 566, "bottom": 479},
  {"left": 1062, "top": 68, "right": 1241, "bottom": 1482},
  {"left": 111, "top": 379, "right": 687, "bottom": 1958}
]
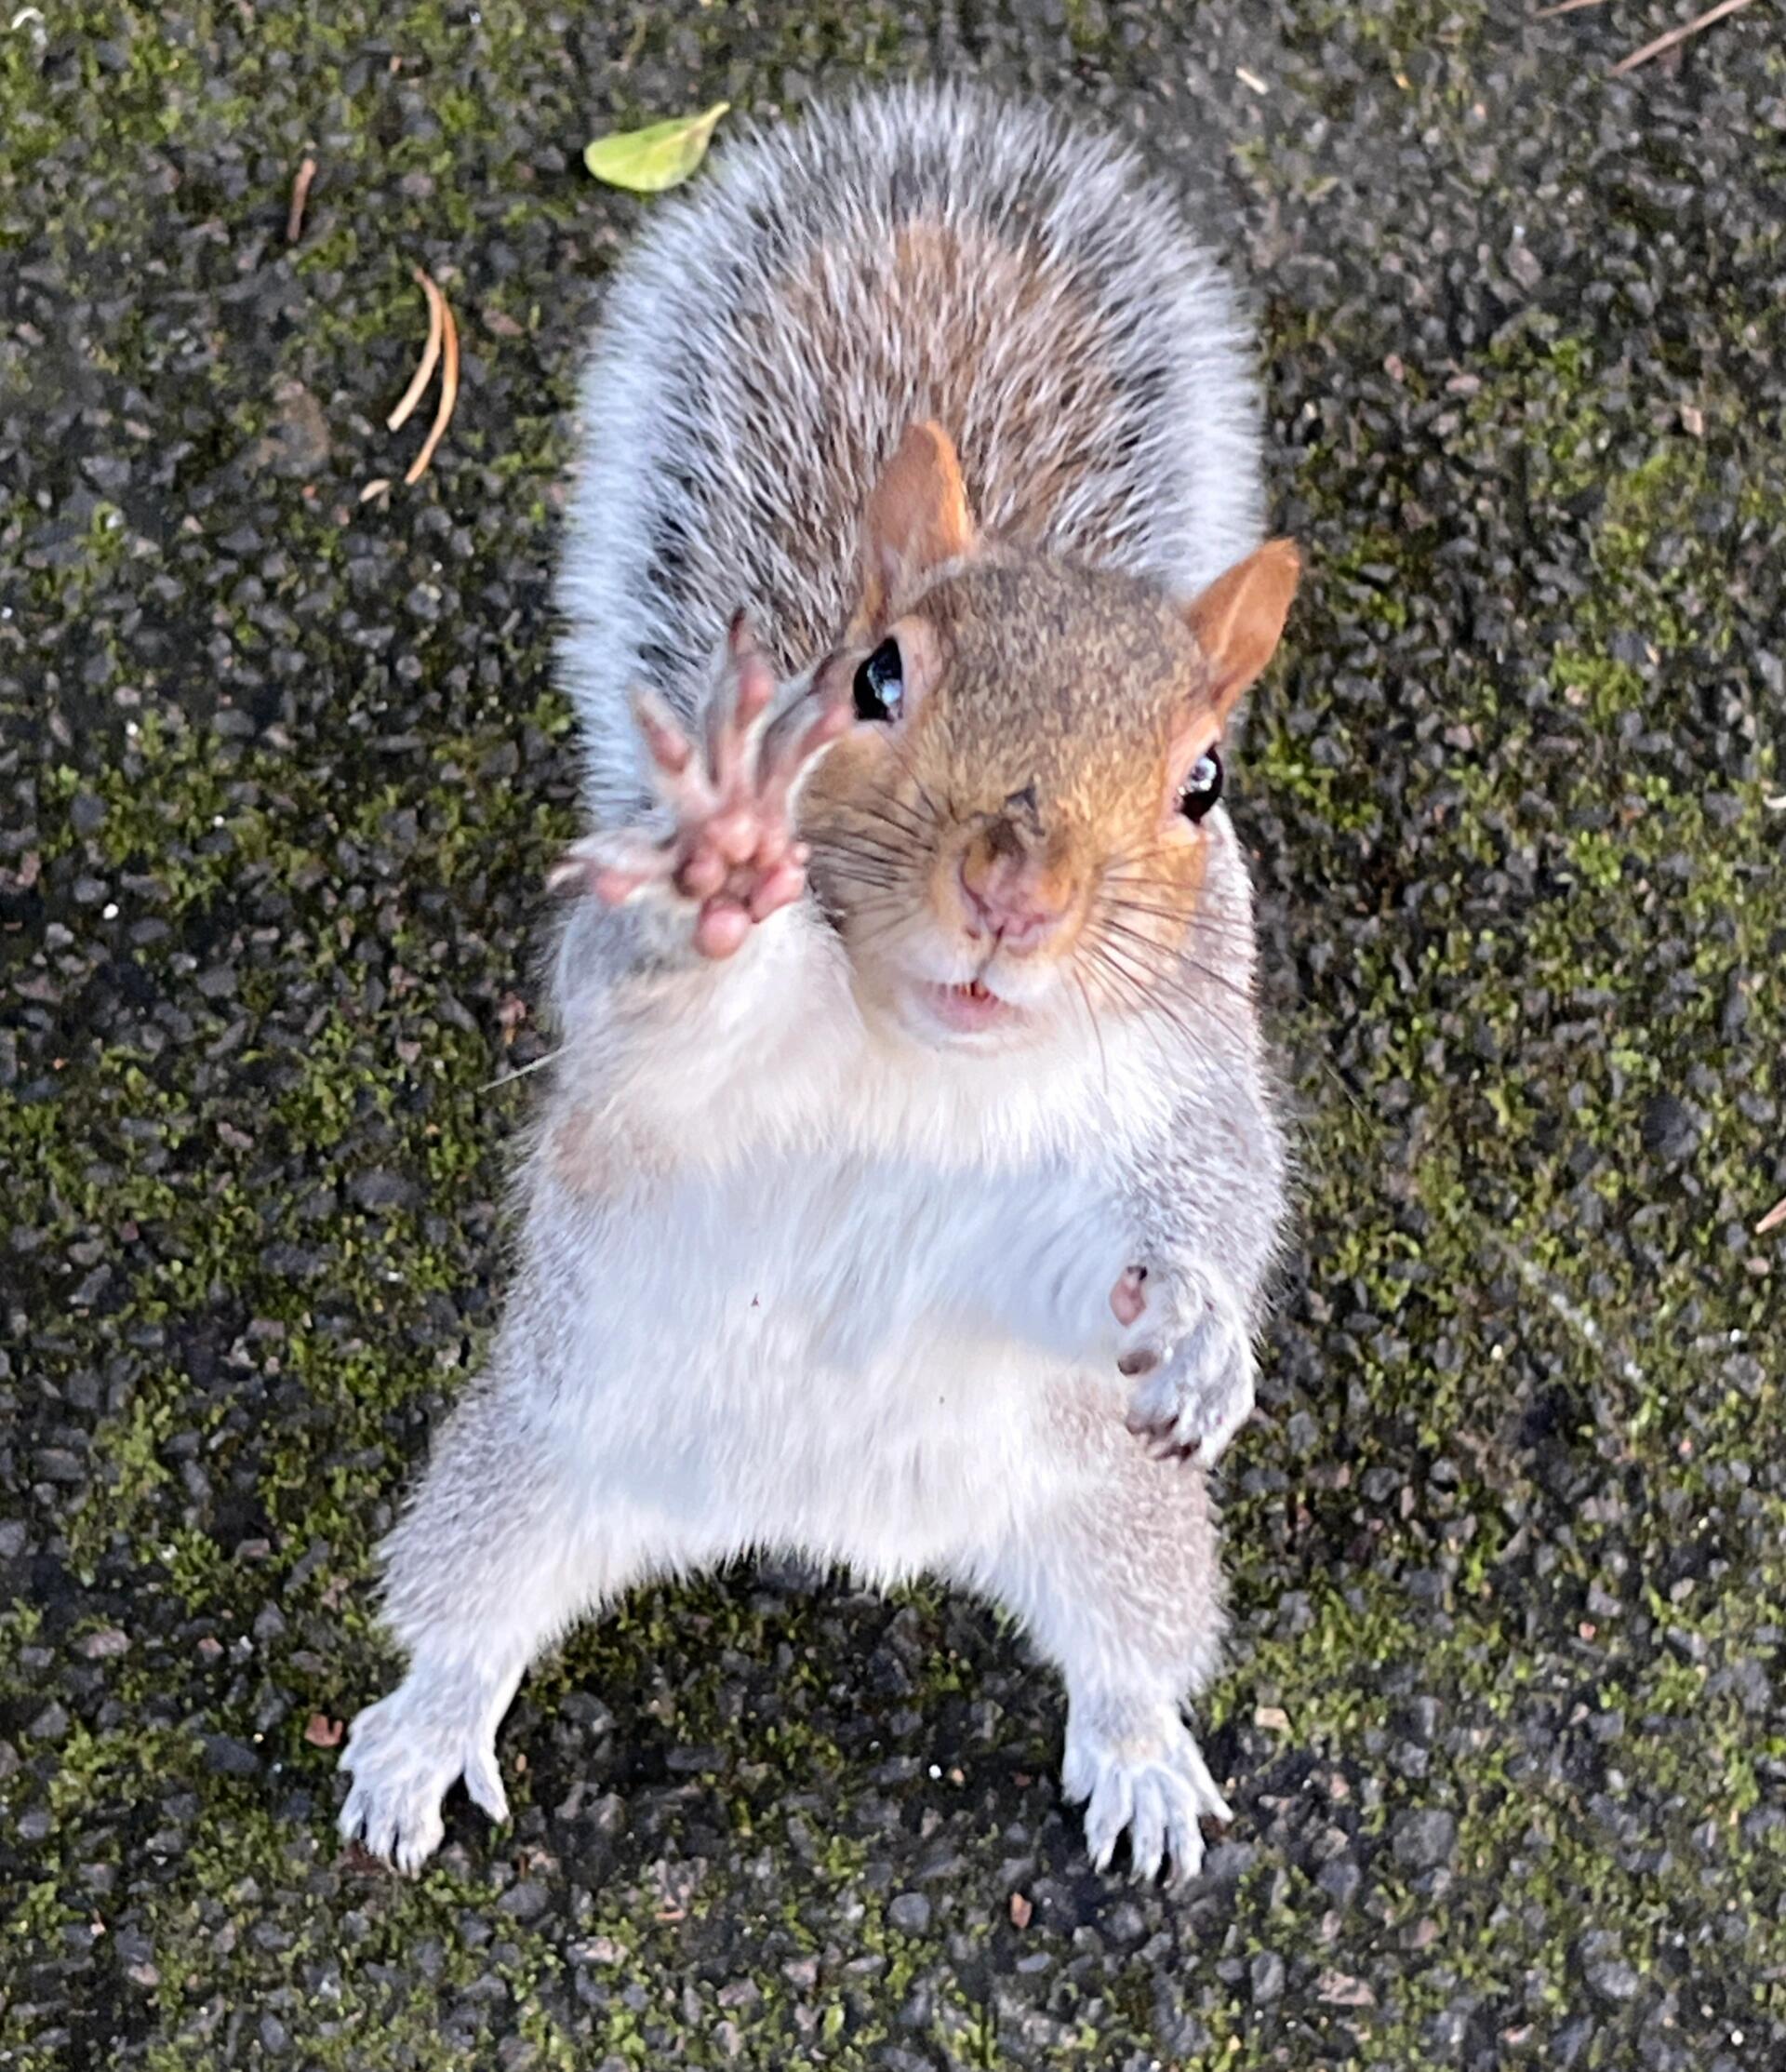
[{"left": 339, "top": 82, "right": 1297, "bottom": 1885}]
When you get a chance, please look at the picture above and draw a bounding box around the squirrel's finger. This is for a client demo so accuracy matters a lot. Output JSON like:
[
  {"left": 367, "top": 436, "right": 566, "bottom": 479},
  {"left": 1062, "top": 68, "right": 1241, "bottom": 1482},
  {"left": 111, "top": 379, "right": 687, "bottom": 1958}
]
[
  {"left": 1110, "top": 1268, "right": 1148, "bottom": 1327},
  {"left": 726, "top": 613, "right": 777, "bottom": 729},
  {"left": 693, "top": 898, "right": 751, "bottom": 959},
  {"left": 547, "top": 859, "right": 670, "bottom": 905},
  {"left": 746, "top": 857, "right": 806, "bottom": 922},
  {"left": 674, "top": 838, "right": 729, "bottom": 901},
  {"left": 1194, "top": 1399, "right": 1253, "bottom": 1467},
  {"left": 749, "top": 821, "right": 791, "bottom": 874},
  {"left": 544, "top": 854, "right": 591, "bottom": 896},
  {"left": 710, "top": 613, "right": 776, "bottom": 795},
  {"left": 591, "top": 864, "right": 662, "bottom": 906},
  {"left": 758, "top": 695, "right": 852, "bottom": 829},
  {"left": 786, "top": 690, "right": 854, "bottom": 774},
  {"left": 706, "top": 805, "right": 760, "bottom": 866},
  {"left": 1125, "top": 1397, "right": 1177, "bottom": 1441},
  {"left": 634, "top": 690, "right": 694, "bottom": 774},
  {"left": 636, "top": 691, "right": 716, "bottom": 816},
  {"left": 761, "top": 688, "right": 847, "bottom": 787},
  {"left": 547, "top": 834, "right": 670, "bottom": 901}
]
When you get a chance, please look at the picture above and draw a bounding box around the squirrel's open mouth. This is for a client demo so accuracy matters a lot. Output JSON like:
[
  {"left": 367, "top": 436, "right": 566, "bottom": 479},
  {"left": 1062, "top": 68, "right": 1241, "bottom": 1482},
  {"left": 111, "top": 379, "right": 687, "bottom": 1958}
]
[{"left": 915, "top": 977, "right": 1020, "bottom": 1037}]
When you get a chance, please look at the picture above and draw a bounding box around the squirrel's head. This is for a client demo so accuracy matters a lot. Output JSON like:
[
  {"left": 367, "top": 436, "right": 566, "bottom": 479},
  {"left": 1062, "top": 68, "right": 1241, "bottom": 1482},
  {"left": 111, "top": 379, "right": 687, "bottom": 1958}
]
[{"left": 798, "top": 421, "right": 1300, "bottom": 1053}]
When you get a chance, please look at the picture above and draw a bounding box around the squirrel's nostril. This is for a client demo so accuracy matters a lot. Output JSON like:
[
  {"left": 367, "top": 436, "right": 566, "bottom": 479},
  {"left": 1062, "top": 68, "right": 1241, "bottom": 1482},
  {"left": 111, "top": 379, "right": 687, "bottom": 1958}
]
[
  {"left": 959, "top": 850, "right": 1064, "bottom": 947},
  {"left": 957, "top": 854, "right": 993, "bottom": 935}
]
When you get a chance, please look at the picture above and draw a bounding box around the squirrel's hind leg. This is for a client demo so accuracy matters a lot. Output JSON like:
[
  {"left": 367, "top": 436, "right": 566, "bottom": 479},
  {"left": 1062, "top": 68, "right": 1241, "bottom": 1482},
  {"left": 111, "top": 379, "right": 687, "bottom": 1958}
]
[
  {"left": 338, "top": 1382, "right": 673, "bottom": 1873},
  {"left": 962, "top": 1396, "right": 1232, "bottom": 1885}
]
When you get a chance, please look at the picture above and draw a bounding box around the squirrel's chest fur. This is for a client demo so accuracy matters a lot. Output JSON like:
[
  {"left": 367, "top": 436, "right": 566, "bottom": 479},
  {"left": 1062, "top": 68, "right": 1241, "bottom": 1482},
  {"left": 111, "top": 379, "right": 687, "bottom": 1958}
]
[{"left": 527, "top": 1067, "right": 1149, "bottom": 1578}]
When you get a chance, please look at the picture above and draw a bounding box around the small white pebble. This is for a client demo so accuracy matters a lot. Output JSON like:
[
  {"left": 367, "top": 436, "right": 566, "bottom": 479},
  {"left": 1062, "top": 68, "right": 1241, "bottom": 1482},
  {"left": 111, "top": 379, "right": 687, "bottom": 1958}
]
[
  {"left": 101, "top": 903, "right": 118, "bottom": 919},
  {"left": 927, "top": 1764, "right": 941, "bottom": 1780}
]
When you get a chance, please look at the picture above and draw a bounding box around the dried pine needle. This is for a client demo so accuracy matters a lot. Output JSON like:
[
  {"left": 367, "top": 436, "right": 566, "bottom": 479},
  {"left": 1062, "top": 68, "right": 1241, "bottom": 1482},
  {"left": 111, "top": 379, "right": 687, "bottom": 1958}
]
[
  {"left": 388, "top": 268, "right": 446, "bottom": 433},
  {"left": 1758, "top": 1196, "right": 1786, "bottom": 1237},
  {"left": 286, "top": 155, "right": 317, "bottom": 244},
  {"left": 403, "top": 288, "right": 459, "bottom": 485},
  {"left": 1610, "top": 0, "right": 1757, "bottom": 77}
]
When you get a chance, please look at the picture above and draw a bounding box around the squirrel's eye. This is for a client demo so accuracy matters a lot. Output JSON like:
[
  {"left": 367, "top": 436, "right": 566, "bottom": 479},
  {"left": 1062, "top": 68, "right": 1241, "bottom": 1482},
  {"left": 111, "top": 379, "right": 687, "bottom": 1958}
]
[
  {"left": 1178, "top": 750, "right": 1223, "bottom": 823},
  {"left": 853, "top": 638, "right": 904, "bottom": 724}
]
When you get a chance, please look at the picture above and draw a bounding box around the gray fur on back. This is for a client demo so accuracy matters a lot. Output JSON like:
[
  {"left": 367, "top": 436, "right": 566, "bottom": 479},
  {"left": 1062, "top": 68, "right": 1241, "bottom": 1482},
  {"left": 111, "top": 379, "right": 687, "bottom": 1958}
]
[{"left": 559, "top": 81, "right": 1264, "bottom": 823}]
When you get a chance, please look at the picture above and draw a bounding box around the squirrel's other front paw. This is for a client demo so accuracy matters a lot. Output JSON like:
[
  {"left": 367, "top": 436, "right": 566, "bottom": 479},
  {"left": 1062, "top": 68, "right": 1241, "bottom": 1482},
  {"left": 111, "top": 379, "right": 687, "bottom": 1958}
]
[{"left": 1111, "top": 1266, "right": 1255, "bottom": 1466}]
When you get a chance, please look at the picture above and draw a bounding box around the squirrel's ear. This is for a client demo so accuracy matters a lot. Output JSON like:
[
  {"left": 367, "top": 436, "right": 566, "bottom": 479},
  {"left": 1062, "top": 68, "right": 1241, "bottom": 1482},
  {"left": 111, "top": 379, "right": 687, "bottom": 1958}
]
[
  {"left": 858, "top": 421, "right": 978, "bottom": 628},
  {"left": 1182, "top": 539, "right": 1300, "bottom": 722}
]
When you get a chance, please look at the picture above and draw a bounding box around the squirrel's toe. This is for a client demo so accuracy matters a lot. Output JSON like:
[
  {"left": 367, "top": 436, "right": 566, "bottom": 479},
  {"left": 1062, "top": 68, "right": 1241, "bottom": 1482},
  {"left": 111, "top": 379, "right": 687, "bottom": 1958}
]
[{"left": 462, "top": 1740, "right": 511, "bottom": 1825}]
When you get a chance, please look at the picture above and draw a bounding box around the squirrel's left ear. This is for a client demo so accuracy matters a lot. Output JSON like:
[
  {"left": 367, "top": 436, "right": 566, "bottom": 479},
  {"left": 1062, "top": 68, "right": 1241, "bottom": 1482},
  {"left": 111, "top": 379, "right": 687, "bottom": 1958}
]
[
  {"left": 1182, "top": 539, "right": 1300, "bottom": 723},
  {"left": 856, "top": 420, "right": 978, "bottom": 630}
]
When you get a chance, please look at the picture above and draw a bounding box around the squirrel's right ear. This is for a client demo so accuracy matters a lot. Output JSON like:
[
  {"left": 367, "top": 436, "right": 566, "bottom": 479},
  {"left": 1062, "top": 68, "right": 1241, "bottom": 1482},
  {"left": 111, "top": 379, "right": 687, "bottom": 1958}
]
[
  {"left": 856, "top": 421, "right": 978, "bottom": 630},
  {"left": 1182, "top": 539, "right": 1301, "bottom": 722}
]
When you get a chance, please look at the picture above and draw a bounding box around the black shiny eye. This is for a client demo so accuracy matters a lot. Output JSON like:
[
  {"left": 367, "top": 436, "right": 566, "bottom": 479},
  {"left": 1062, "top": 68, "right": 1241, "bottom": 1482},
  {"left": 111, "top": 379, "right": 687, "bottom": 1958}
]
[
  {"left": 1179, "top": 750, "right": 1223, "bottom": 822},
  {"left": 853, "top": 637, "right": 904, "bottom": 723}
]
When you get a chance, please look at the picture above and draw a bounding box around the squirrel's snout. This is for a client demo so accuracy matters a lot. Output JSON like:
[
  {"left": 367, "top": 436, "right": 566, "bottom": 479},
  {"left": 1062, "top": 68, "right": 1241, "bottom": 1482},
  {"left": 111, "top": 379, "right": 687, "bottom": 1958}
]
[{"left": 958, "top": 836, "right": 1070, "bottom": 952}]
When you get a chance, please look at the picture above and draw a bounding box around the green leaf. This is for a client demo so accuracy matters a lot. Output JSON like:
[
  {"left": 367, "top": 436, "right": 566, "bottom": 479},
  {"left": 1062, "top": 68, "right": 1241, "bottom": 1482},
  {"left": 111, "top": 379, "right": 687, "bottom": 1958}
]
[{"left": 583, "top": 101, "right": 731, "bottom": 194}]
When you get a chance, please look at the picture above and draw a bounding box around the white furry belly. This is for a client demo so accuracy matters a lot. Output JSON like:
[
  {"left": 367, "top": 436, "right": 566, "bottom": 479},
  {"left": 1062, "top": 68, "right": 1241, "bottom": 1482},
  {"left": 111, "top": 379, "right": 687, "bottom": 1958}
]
[{"left": 552, "top": 1154, "right": 1106, "bottom": 1575}]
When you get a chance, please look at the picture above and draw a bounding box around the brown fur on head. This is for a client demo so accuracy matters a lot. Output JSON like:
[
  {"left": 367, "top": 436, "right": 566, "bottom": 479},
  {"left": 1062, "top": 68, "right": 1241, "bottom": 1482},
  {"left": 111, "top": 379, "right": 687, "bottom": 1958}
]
[{"left": 799, "top": 421, "right": 1299, "bottom": 1049}]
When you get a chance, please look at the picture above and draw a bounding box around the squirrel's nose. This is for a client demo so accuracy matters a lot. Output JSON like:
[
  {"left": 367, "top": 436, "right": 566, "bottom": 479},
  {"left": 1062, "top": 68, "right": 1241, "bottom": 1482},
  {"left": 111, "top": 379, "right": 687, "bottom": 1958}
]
[{"left": 958, "top": 843, "right": 1068, "bottom": 951}]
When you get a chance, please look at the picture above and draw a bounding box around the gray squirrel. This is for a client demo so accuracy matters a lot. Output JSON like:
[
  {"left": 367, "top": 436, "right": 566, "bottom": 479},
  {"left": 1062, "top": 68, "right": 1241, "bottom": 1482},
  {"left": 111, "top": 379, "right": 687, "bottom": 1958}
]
[{"left": 340, "top": 82, "right": 1297, "bottom": 1884}]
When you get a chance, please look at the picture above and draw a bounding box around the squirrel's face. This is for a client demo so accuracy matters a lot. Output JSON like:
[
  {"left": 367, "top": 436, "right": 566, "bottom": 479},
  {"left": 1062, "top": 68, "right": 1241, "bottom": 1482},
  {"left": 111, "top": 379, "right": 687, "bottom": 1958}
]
[{"left": 796, "top": 422, "right": 1299, "bottom": 1055}]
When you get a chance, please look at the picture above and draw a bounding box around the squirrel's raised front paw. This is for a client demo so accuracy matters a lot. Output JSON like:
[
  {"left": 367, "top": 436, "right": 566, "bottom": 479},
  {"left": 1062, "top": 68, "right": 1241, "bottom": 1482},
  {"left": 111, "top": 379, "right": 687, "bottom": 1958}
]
[
  {"left": 338, "top": 1681, "right": 510, "bottom": 1875},
  {"left": 1111, "top": 1265, "right": 1255, "bottom": 1466},
  {"left": 1063, "top": 1695, "right": 1233, "bottom": 1885},
  {"left": 548, "top": 614, "right": 849, "bottom": 958}
]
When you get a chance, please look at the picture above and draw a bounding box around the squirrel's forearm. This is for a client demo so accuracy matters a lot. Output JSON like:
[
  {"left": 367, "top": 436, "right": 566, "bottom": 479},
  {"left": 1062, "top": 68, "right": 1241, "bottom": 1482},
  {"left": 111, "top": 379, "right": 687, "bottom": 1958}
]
[
  {"left": 546, "top": 890, "right": 854, "bottom": 1164},
  {"left": 1127, "top": 1089, "right": 1288, "bottom": 1327}
]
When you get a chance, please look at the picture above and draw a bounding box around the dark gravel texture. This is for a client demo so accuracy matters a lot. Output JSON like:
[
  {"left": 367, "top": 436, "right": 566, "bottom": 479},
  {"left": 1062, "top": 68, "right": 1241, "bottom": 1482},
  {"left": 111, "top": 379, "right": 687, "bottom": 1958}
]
[{"left": 4, "top": 3, "right": 1784, "bottom": 2068}]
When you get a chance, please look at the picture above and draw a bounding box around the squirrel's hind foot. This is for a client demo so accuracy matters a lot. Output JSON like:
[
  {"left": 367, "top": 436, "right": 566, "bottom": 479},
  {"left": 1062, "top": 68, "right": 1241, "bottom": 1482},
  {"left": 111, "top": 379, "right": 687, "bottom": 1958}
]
[
  {"left": 1062, "top": 1696, "right": 1233, "bottom": 1886},
  {"left": 338, "top": 1677, "right": 510, "bottom": 1874}
]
